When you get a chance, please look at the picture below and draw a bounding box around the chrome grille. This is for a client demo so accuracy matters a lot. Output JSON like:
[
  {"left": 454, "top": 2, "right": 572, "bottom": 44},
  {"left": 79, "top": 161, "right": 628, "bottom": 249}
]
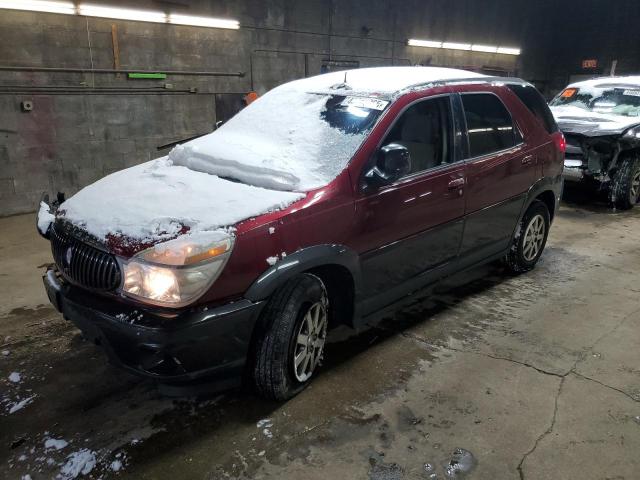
[{"left": 50, "top": 224, "right": 121, "bottom": 291}]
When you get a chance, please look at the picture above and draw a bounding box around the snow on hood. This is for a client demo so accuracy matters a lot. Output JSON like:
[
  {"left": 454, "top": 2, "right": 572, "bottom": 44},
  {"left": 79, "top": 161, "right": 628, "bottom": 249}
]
[
  {"left": 58, "top": 158, "right": 305, "bottom": 243},
  {"left": 170, "top": 67, "right": 485, "bottom": 192},
  {"left": 550, "top": 104, "right": 640, "bottom": 136}
]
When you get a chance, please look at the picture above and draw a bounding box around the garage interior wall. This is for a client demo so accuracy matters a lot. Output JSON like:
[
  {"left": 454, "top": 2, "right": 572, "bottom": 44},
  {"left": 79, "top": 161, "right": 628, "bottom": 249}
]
[
  {"left": 540, "top": 0, "right": 640, "bottom": 94},
  {"left": 0, "top": 0, "right": 634, "bottom": 217}
]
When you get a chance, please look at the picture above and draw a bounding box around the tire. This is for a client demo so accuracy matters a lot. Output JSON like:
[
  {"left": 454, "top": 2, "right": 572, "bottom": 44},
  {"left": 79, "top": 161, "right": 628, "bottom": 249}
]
[
  {"left": 505, "top": 200, "right": 550, "bottom": 273},
  {"left": 611, "top": 154, "right": 640, "bottom": 210},
  {"left": 253, "top": 273, "right": 329, "bottom": 400}
]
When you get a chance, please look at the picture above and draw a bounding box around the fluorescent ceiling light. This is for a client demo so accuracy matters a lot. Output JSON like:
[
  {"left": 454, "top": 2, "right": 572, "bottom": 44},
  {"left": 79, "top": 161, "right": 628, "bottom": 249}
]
[
  {"left": 3, "top": 2, "right": 240, "bottom": 30},
  {"left": 79, "top": 4, "right": 166, "bottom": 22},
  {"left": 168, "top": 14, "right": 239, "bottom": 29},
  {"left": 0, "top": 0, "right": 75, "bottom": 15},
  {"left": 408, "top": 39, "right": 442, "bottom": 48},
  {"left": 471, "top": 45, "right": 498, "bottom": 53},
  {"left": 497, "top": 47, "right": 521, "bottom": 55},
  {"left": 408, "top": 38, "right": 520, "bottom": 56},
  {"left": 442, "top": 42, "right": 472, "bottom": 51}
]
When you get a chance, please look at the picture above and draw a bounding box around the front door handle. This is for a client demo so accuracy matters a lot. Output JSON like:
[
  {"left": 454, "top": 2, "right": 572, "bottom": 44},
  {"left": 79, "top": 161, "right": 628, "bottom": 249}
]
[
  {"left": 448, "top": 178, "right": 465, "bottom": 189},
  {"left": 522, "top": 155, "right": 535, "bottom": 165}
]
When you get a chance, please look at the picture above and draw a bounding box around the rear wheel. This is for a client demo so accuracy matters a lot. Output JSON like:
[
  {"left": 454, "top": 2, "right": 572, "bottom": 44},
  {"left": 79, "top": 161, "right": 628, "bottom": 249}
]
[
  {"left": 253, "top": 274, "right": 328, "bottom": 400},
  {"left": 612, "top": 154, "right": 640, "bottom": 210},
  {"left": 505, "top": 200, "right": 550, "bottom": 273}
]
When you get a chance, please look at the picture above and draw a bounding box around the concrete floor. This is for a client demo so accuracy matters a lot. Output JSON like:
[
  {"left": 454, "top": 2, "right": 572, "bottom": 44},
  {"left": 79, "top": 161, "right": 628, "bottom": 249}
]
[{"left": 1, "top": 192, "right": 639, "bottom": 480}]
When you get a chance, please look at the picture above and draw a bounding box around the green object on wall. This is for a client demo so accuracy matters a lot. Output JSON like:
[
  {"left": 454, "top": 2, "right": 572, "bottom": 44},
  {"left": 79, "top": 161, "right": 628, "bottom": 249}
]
[{"left": 128, "top": 72, "right": 167, "bottom": 79}]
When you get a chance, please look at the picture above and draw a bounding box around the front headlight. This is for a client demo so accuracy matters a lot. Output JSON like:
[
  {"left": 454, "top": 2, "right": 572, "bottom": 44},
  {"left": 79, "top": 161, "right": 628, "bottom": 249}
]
[
  {"left": 623, "top": 125, "right": 640, "bottom": 140},
  {"left": 119, "top": 232, "right": 234, "bottom": 307}
]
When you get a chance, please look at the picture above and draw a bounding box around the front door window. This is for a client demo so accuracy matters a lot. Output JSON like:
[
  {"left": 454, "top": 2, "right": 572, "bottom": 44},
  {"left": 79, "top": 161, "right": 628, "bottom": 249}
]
[{"left": 382, "top": 96, "right": 453, "bottom": 176}]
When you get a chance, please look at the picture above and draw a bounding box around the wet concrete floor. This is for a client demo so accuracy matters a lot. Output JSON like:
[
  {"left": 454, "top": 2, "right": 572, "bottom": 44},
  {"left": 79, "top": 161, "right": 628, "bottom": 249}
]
[{"left": 1, "top": 193, "right": 639, "bottom": 479}]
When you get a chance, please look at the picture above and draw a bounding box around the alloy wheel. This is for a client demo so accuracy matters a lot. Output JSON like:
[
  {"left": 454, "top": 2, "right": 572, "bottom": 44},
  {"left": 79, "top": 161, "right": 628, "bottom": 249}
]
[
  {"left": 522, "top": 214, "right": 546, "bottom": 262},
  {"left": 292, "top": 300, "right": 328, "bottom": 382}
]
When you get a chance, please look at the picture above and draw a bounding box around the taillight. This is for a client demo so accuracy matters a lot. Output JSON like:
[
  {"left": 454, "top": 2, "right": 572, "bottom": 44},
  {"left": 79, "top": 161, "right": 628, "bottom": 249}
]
[{"left": 553, "top": 131, "right": 566, "bottom": 153}]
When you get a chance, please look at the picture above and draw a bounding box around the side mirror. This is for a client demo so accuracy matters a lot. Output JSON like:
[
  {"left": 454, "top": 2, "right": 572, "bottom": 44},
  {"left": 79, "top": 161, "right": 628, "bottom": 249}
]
[{"left": 364, "top": 143, "right": 411, "bottom": 188}]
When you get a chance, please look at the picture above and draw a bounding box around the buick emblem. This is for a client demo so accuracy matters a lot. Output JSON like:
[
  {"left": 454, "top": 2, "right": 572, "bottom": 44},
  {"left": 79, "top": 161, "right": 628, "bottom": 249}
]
[{"left": 65, "top": 247, "right": 73, "bottom": 266}]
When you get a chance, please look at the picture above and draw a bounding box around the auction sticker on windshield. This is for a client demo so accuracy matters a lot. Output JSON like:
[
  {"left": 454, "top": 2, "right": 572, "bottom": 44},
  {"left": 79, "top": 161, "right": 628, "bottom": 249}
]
[
  {"left": 341, "top": 96, "right": 389, "bottom": 110},
  {"left": 561, "top": 88, "right": 577, "bottom": 98},
  {"left": 623, "top": 89, "right": 640, "bottom": 97}
]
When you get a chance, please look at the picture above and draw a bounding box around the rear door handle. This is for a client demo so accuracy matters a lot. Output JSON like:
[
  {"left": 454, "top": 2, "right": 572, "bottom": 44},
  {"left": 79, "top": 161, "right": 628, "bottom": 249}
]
[
  {"left": 448, "top": 178, "right": 465, "bottom": 189},
  {"left": 522, "top": 155, "right": 534, "bottom": 165}
]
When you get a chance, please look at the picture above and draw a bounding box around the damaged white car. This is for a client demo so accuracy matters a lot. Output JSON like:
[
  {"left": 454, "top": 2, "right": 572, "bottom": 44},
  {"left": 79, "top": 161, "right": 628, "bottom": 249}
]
[{"left": 550, "top": 76, "right": 640, "bottom": 209}]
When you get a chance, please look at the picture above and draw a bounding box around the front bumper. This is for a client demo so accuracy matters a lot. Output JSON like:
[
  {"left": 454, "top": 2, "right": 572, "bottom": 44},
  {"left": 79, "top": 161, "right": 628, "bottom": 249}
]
[
  {"left": 44, "top": 267, "right": 264, "bottom": 387},
  {"left": 562, "top": 159, "right": 586, "bottom": 182}
]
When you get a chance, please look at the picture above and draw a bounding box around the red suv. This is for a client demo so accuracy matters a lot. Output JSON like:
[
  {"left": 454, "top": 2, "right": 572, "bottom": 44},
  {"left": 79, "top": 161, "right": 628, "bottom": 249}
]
[{"left": 38, "top": 67, "right": 564, "bottom": 399}]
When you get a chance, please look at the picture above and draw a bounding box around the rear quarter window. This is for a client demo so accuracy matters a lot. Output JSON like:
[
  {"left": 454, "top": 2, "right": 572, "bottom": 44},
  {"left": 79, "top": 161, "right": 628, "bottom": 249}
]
[
  {"left": 461, "top": 93, "right": 520, "bottom": 158},
  {"left": 507, "top": 84, "right": 558, "bottom": 134}
]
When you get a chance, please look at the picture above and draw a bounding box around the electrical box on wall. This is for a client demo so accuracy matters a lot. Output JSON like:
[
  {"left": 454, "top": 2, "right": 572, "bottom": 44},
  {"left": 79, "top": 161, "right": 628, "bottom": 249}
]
[{"left": 20, "top": 100, "right": 33, "bottom": 112}]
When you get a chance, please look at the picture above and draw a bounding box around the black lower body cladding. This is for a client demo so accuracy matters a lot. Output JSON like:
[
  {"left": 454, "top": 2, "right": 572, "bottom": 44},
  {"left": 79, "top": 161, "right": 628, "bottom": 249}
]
[{"left": 44, "top": 267, "right": 265, "bottom": 388}]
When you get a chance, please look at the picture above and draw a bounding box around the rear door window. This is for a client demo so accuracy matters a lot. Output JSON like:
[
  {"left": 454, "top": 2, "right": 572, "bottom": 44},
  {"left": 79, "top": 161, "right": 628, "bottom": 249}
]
[
  {"left": 507, "top": 84, "right": 558, "bottom": 133},
  {"left": 461, "top": 93, "right": 520, "bottom": 158}
]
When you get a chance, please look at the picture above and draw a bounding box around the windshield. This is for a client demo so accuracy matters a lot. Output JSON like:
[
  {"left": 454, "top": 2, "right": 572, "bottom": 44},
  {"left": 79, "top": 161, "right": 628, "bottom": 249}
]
[
  {"left": 169, "top": 85, "right": 387, "bottom": 192},
  {"left": 551, "top": 86, "right": 640, "bottom": 117}
]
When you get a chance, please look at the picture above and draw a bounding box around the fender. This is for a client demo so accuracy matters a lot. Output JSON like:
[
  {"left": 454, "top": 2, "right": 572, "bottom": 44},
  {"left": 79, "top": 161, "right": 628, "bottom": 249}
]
[
  {"left": 516, "top": 174, "right": 563, "bottom": 228},
  {"left": 244, "top": 244, "right": 363, "bottom": 303}
]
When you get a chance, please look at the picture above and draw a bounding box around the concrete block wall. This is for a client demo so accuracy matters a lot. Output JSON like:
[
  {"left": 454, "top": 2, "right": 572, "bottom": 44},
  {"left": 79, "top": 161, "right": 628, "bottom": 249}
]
[{"left": 0, "top": 0, "right": 547, "bottom": 216}]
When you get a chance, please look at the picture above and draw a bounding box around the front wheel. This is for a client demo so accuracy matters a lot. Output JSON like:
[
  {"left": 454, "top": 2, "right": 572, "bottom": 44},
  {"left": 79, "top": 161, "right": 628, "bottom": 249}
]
[
  {"left": 253, "top": 273, "right": 329, "bottom": 400},
  {"left": 505, "top": 200, "right": 550, "bottom": 273},
  {"left": 611, "top": 154, "right": 640, "bottom": 210}
]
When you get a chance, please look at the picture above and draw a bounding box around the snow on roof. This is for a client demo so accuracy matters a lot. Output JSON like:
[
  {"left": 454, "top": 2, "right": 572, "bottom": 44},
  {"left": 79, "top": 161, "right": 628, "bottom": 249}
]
[
  {"left": 566, "top": 75, "right": 640, "bottom": 90},
  {"left": 287, "top": 66, "right": 487, "bottom": 96}
]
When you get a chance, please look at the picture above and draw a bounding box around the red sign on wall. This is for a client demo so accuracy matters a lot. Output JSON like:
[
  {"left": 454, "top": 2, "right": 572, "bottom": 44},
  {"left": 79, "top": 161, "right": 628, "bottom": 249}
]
[{"left": 582, "top": 59, "right": 598, "bottom": 69}]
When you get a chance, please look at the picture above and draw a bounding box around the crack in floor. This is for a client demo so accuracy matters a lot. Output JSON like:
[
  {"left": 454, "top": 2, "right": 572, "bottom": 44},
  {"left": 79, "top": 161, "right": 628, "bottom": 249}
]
[
  {"left": 374, "top": 306, "right": 639, "bottom": 480},
  {"left": 570, "top": 371, "right": 639, "bottom": 403},
  {"left": 517, "top": 375, "right": 564, "bottom": 480}
]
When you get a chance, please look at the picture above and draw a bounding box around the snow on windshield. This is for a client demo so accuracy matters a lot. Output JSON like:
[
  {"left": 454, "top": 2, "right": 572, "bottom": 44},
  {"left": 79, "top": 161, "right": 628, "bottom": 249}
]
[
  {"left": 551, "top": 82, "right": 640, "bottom": 118},
  {"left": 169, "top": 83, "right": 385, "bottom": 191}
]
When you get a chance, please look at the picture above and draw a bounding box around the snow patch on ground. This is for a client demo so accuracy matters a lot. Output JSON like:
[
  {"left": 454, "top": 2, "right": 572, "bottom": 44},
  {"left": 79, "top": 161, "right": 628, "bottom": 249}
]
[
  {"left": 44, "top": 438, "right": 69, "bottom": 451},
  {"left": 110, "top": 459, "right": 123, "bottom": 472},
  {"left": 9, "top": 371, "right": 21, "bottom": 383},
  {"left": 257, "top": 418, "right": 274, "bottom": 439},
  {"left": 58, "top": 449, "right": 96, "bottom": 479},
  {"left": 109, "top": 451, "right": 127, "bottom": 472},
  {"left": 7, "top": 395, "right": 36, "bottom": 414}
]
